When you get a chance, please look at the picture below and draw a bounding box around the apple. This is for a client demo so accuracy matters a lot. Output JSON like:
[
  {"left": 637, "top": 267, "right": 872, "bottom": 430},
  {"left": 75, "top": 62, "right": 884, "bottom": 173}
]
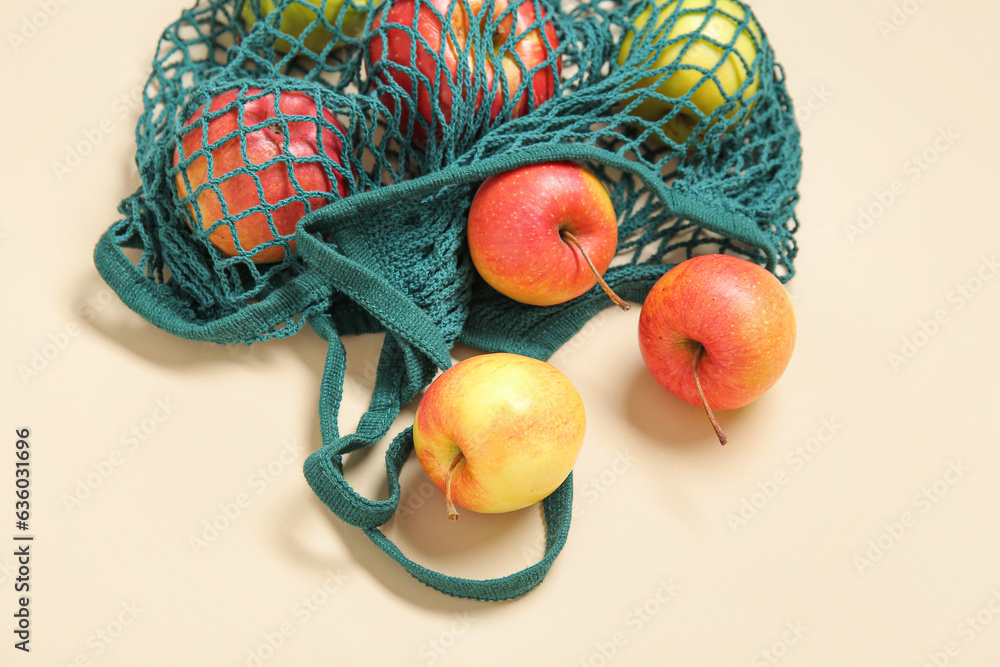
[
  {"left": 617, "top": 0, "right": 762, "bottom": 142},
  {"left": 412, "top": 352, "right": 586, "bottom": 520},
  {"left": 173, "top": 87, "right": 350, "bottom": 264},
  {"left": 637, "top": 254, "right": 795, "bottom": 444},
  {"left": 467, "top": 161, "right": 628, "bottom": 309},
  {"left": 240, "top": 0, "right": 378, "bottom": 54},
  {"left": 366, "top": 0, "right": 561, "bottom": 146}
]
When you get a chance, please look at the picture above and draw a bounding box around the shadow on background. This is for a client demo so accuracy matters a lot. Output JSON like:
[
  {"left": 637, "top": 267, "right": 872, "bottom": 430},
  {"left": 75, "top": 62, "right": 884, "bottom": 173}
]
[{"left": 624, "top": 361, "right": 757, "bottom": 454}]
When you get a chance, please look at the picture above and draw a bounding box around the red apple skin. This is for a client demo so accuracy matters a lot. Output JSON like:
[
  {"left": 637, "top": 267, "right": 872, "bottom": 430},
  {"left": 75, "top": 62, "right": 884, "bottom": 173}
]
[
  {"left": 412, "top": 353, "right": 586, "bottom": 515},
  {"left": 366, "top": 0, "right": 560, "bottom": 145},
  {"left": 467, "top": 161, "right": 619, "bottom": 306},
  {"left": 638, "top": 254, "right": 796, "bottom": 410},
  {"left": 173, "top": 88, "right": 350, "bottom": 264}
]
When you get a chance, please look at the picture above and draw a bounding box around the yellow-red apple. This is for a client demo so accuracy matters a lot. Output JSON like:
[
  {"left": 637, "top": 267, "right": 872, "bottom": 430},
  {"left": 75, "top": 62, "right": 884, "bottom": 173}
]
[
  {"left": 173, "top": 87, "right": 350, "bottom": 263},
  {"left": 638, "top": 254, "right": 795, "bottom": 444},
  {"left": 467, "top": 161, "right": 627, "bottom": 309},
  {"left": 412, "top": 353, "right": 586, "bottom": 519},
  {"left": 366, "top": 0, "right": 560, "bottom": 146}
]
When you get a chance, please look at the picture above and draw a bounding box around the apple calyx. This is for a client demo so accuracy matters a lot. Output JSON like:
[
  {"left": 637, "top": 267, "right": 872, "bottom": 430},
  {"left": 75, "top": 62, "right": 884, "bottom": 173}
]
[
  {"left": 445, "top": 452, "right": 465, "bottom": 521},
  {"left": 560, "top": 231, "right": 630, "bottom": 311},
  {"left": 691, "top": 343, "right": 728, "bottom": 445},
  {"left": 479, "top": 10, "right": 511, "bottom": 50}
]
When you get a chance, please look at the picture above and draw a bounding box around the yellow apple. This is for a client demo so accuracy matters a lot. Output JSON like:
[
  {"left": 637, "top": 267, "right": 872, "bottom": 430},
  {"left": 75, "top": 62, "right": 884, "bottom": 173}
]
[
  {"left": 241, "top": 0, "right": 377, "bottom": 54},
  {"left": 412, "top": 353, "right": 586, "bottom": 520},
  {"left": 617, "top": 0, "right": 762, "bottom": 141}
]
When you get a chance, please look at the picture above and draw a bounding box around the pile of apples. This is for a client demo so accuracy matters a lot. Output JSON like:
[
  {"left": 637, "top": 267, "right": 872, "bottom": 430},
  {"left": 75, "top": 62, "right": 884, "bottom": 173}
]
[
  {"left": 173, "top": 0, "right": 795, "bottom": 520},
  {"left": 418, "top": 162, "right": 795, "bottom": 519}
]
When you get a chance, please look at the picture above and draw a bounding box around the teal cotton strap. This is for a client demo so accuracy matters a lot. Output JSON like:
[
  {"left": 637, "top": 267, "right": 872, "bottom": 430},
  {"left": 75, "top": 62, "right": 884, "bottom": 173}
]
[
  {"left": 299, "top": 142, "right": 781, "bottom": 273},
  {"left": 304, "top": 313, "right": 409, "bottom": 528},
  {"left": 296, "top": 226, "right": 453, "bottom": 372},
  {"left": 94, "top": 139, "right": 782, "bottom": 602},
  {"left": 303, "top": 313, "right": 573, "bottom": 601},
  {"left": 363, "top": 474, "right": 573, "bottom": 602},
  {"left": 93, "top": 226, "right": 333, "bottom": 344}
]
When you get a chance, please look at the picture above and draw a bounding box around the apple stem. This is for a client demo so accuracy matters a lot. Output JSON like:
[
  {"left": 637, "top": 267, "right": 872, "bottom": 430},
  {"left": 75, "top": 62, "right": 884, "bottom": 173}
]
[
  {"left": 692, "top": 344, "right": 728, "bottom": 445},
  {"left": 445, "top": 452, "right": 464, "bottom": 521},
  {"left": 561, "top": 231, "right": 630, "bottom": 311}
]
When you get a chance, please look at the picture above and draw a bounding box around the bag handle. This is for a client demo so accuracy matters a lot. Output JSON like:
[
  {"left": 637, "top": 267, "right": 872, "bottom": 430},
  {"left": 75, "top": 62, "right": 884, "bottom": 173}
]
[
  {"left": 294, "top": 144, "right": 777, "bottom": 600},
  {"left": 96, "top": 140, "right": 777, "bottom": 346},
  {"left": 298, "top": 142, "right": 781, "bottom": 273},
  {"left": 302, "top": 312, "right": 574, "bottom": 601},
  {"left": 303, "top": 314, "right": 414, "bottom": 528},
  {"left": 98, "top": 142, "right": 776, "bottom": 600},
  {"left": 93, "top": 224, "right": 332, "bottom": 344},
  {"left": 362, "top": 474, "right": 573, "bottom": 602}
]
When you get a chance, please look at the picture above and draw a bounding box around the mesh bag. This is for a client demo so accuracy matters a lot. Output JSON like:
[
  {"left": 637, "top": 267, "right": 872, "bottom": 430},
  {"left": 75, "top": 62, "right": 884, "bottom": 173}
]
[{"left": 94, "top": 0, "right": 801, "bottom": 600}]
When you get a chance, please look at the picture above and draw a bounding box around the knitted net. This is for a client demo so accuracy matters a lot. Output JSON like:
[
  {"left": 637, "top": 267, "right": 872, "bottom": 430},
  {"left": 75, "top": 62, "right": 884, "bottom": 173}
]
[{"left": 95, "top": 0, "right": 802, "bottom": 600}]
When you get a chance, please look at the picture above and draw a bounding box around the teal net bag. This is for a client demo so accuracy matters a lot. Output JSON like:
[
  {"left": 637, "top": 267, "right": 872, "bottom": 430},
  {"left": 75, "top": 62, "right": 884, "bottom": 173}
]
[{"left": 94, "top": 0, "right": 801, "bottom": 601}]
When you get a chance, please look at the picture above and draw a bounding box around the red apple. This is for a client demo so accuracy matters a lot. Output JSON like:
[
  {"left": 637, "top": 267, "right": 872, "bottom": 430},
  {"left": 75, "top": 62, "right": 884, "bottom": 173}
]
[
  {"left": 638, "top": 254, "right": 796, "bottom": 444},
  {"left": 366, "top": 0, "right": 560, "bottom": 145},
  {"left": 413, "top": 352, "right": 586, "bottom": 520},
  {"left": 467, "top": 161, "right": 628, "bottom": 309},
  {"left": 173, "top": 87, "right": 350, "bottom": 264}
]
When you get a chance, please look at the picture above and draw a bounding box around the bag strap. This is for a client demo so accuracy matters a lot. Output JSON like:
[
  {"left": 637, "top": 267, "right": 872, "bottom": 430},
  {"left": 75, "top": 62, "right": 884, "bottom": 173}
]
[
  {"left": 97, "top": 143, "right": 774, "bottom": 600},
  {"left": 362, "top": 474, "right": 573, "bottom": 602},
  {"left": 303, "top": 312, "right": 574, "bottom": 601},
  {"left": 293, "top": 146, "right": 777, "bottom": 600},
  {"left": 93, "top": 225, "right": 332, "bottom": 344},
  {"left": 302, "top": 314, "right": 412, "bottom": 528},
  {"left": 298, "top": 142, "right": 781, "bottom": 273}
]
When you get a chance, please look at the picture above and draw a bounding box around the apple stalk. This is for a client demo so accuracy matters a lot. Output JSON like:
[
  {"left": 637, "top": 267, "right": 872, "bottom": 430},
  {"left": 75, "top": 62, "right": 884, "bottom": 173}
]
[
  {"left": 691, "top": 344, "right": 728, "bottom": 445},
  {"left": 445, "top": 452, "right": 465, "bottom": 521},
  {"left": 561, "top": 231, "right": 630, "bottom": 311}
]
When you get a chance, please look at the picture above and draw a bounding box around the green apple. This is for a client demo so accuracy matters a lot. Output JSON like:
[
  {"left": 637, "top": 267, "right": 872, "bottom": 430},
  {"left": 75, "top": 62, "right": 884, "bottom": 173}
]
[
  {"left": 241, "top": 0, "right": 377, "bottom": 54},
  {"left": 412, "top": 353, "right": 586, "bottom": 520},
  {"left": 617, "top": 0, "right": 762, "bottom": 142}
]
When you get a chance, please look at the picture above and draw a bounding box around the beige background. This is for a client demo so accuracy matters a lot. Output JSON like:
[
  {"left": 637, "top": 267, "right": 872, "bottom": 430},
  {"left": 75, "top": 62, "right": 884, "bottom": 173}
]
[{"left": 3, "top": 0, "right": 999, "bottom": 664}]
